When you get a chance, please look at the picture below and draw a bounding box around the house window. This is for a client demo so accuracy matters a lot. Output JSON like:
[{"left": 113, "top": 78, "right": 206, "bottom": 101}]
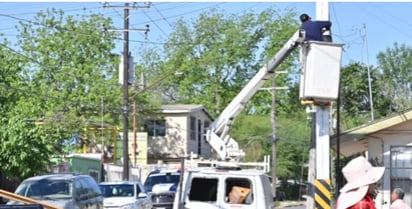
[
  {"left": 390, "top": 146, "right": 412, "bottom": 206},
  {"left": 144, "top": 119, "right": 166, "bottom": 136},
  {"left": 190, "top": 116, "right": 196, "bottom": 140}
]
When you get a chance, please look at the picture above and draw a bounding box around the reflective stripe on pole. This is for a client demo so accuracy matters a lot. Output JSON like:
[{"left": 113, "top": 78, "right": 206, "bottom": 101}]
[{"left": 315, "top": 179, "right": 331, "bottom": 209}]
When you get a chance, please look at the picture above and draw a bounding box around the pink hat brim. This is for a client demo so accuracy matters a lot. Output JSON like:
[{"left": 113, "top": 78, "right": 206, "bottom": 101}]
[{"left": 336, "top": 185, "right": 369, "bottom": 209}]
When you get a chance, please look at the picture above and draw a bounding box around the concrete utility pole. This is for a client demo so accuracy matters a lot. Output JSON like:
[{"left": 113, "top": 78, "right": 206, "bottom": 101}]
[
  {"left": 314, "top": 2, "right": 332, "bottom": 209},
  {"left": 299, "top": 2, "right": 343, "bottom": 209}
]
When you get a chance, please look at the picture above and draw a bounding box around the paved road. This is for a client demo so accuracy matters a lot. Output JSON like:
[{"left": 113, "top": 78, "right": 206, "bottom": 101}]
[
  {"left": 278, "top": 201, "right": 305, "bottom": 209},
  {"left": 284, "top": 205, "right": 305, "bottom": 209}
]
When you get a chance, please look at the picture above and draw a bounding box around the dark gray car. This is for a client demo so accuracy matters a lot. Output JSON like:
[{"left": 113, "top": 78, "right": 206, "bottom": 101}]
[{"left": 7, "top": 173, "right": 103, "bottom": 209}]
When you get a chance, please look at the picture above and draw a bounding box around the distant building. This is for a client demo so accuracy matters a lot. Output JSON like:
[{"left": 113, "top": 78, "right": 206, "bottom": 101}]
[{"left": 143, "top": 104, "right": 214, "bottom": 163}]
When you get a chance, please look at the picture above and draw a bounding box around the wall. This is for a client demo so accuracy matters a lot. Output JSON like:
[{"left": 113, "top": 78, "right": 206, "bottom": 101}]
[
  {"left": 147, "top": 114, "right": 187, "bottom": 158},
  {"left": 69, "top": 154, "right": 102, "bottom": 182},
  {"left": 147, "top": 109, "right": 213, "bottom": 160},
  {"left": 366, "top": 120, "right": 412, "bottom": 209}
]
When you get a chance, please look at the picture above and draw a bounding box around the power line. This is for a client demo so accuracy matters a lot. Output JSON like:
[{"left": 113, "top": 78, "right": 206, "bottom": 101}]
[{"left": 152, "top": 3, "right": 173, "bottom": 28}]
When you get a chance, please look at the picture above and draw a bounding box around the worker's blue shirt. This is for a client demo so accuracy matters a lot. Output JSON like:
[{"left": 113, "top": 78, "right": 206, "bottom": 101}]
[{"left": 300, "top": 20, "right": 332, "bottom": 41}]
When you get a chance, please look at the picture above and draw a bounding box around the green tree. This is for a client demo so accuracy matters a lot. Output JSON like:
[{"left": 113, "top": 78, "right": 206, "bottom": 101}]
[
  {"left": 0, "top": 40, "right": 24, "bottom": 116},
  {"left": 377, "top": 42, "right": 412, "bottom": 111},
  {"left": 0, "top": 9, "right": 121, "bottom": 179},
  {"left": 15, "top": 9, "right": 120, "bottom": 120},
  {"left": 276, "top": 113, "right": 310, "bottom": 179},
  {"left": 15, "top": 8, "right": 122, "bottom": 146},
  {"left": 0, "top": 117, "right": 71, "bottom": 179},
  {"left": 157, "top": 7, "right": 299, "bottom": 117},
  {"left": 339, "top": 62, "right": 393, "bottom": 129},
  {"left": 231, "top": 114, "right": 272, "bottom": 162}
]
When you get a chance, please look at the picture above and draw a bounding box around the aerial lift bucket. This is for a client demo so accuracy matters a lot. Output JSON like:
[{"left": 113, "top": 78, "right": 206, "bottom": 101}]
[{"left": 299, "top": 41, "right": 344, "bottom": 103}]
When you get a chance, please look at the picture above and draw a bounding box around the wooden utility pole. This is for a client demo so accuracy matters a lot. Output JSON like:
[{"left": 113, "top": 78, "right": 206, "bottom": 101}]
[
  {"left": 104, "top": 2, "right": 150, "bottom": 180},
  {"left": 122, "top": 3, "right": 130, "bottom": 180},
  {"left": 265, "top": 73, "right": 288, "bottom": 203}
]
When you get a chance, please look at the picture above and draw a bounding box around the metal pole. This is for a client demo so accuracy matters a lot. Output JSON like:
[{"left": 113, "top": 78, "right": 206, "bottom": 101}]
[
  {"left": 363, "top": 23, "right": 374, "bottom": 121},
  {"left": 271, "top": 76, "right": 277, "bottom": 203},
  {"left": 335, "top": 91, "right": 342, "bottom": 195},
  {"left": 133, "top": 101, "right": 137, "bottom": 167},
  {"left": 122, "top": 3, "right": 130, "bottom": 180}
]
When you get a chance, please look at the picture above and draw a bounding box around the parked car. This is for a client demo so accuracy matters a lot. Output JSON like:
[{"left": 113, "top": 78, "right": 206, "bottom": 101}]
[
  {"left": 7, "top": 173, "right": 103, "bottom": 209},
  {"left": 144, "top": 169, "right": 181, "bottom": 209},
  {"left": 99, "top": 181, "right": 152, "bottom": 209}
]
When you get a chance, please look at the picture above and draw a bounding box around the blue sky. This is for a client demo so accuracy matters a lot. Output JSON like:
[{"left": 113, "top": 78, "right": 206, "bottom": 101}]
[{"left": 0, "top": 2, "right": 411, "bottom": 67}]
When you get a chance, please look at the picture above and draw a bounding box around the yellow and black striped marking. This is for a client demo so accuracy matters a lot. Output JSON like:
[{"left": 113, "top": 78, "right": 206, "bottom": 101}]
[{"left": 315, "top": 179, "right": 331, "bottom": 209}]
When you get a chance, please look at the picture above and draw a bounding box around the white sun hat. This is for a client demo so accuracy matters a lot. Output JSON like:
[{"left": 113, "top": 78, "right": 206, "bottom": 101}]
[{"left": 336, "top": 156, "right": 385, "bottom": 209}]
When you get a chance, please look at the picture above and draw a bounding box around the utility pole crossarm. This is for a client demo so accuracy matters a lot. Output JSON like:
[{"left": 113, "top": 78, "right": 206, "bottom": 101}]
[{"left": 206, "top": 29, "right": 305, "bottom": 160}]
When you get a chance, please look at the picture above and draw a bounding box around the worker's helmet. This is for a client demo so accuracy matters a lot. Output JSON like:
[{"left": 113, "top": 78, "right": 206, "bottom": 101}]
[{"left": 300, "top": 13, "right": 310, "bottom": 23}]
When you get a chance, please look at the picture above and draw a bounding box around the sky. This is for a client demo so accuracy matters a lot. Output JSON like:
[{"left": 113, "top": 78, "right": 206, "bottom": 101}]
[{"left": 1, "top": 1, "right": 412, "bottom": 67}]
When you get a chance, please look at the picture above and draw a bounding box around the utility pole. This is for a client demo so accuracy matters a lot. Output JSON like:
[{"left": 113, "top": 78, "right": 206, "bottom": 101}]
[
  {"left": 122, "top": 3, "right": 130, "bottom": 180},
  {"left": 299, "top": 2, "right": 343, "bottom": 209},
  {"left": 261, "top": 72, "right": 288, "bottom": 204},
  {"left": 104, "top": 2, "right": 150, "bottom": 180},
  {"left": 363, "top": 23, "right": 374, "bottom": 121}
]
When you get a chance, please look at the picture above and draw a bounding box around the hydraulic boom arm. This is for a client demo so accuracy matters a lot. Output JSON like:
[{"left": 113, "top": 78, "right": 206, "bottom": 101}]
[{"left": 206, "top": 29, "right": 305, "bottom": 160}]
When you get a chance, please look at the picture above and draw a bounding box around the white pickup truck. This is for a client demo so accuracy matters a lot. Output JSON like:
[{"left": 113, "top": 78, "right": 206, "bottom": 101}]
[{"left": 173, "top": 165, "right": 274, "bottom": 209}]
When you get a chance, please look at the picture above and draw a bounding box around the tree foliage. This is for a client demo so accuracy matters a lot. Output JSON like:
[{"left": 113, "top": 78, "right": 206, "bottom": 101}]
[
  {"left": 377, "top": 42, "right": 412, "bottom": 111},
  {"left": 0, "top": 9, "right": 121, "bottom": 179},
  {"left": 16, "top": 9, "right": 120, "bottom": 118},
  {"left": 339, "top": 62, "right": 394, "bottom": 129},
  {"left": 0, "top": 117, "right": 69, "bottom": 179},
  {"left": 157, "top": 7, "right": 300, "bottom": 117}
]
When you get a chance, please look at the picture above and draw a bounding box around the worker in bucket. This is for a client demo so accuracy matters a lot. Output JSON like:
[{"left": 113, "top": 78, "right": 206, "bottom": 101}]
[{"left": 300, "top": 13, "right": 332, "bottom": 42}]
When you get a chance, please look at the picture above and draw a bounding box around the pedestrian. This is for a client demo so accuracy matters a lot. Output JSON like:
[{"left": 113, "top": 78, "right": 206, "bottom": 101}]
[
  {"left": 336, "top": 156, "right": 385, "bottom": 209},
  {"left": 299, "top": 13, "right": 332, "bottom": 42},
  {"left": 391, "top": 188, "right": 411, "bottom": 209}
]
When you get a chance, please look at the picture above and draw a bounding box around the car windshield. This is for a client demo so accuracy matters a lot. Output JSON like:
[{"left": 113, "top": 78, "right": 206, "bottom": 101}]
[
  {"left": 16, "top": 179, "right": 72, "bottom": 199},
  {"left": 144, "top": 173, "right": 180, "bottom": 188},
  {"left": 99, "top": 184, "right": 135, "bottom": 197}
]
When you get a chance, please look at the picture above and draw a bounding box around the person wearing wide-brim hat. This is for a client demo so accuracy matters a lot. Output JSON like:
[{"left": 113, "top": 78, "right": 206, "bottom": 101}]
[{"left": 336, "top": 156, "right": 385, "bottom": 209}]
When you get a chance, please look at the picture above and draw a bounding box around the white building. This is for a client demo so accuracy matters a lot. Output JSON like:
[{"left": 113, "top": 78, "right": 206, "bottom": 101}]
[
  {"left": 332, "top": 108, "right": 412, "bottom": 209},
  {"left": 143, "top": 104, "right": 214, "bottom": 163}
]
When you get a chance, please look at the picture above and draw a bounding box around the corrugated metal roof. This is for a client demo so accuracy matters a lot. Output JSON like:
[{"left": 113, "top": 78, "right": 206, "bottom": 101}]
[
  {"left": 160, "top": 104, "right": 214, "bottom": 120},
  {"left": 161, "top": 104, "right": 203, "bottom": 112},
  {"left": 331, "top": 108, "right": 412, "bottom": 155}
]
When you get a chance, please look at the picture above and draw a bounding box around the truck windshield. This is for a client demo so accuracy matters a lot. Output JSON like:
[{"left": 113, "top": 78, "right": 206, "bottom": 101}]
[
  {"left": 99, "top": 184, "right": 136, "bottom": 197},
  {"left": 144, "top": 173, "right": 180, "bottom": 192}
]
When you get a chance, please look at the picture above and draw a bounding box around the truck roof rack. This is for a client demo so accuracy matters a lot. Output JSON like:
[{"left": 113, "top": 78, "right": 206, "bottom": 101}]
[{"left": 215, "top": 162, "right": 241, "bottom": 171}]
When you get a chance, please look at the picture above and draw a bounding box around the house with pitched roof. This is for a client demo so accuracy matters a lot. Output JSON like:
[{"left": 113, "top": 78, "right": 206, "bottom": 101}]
[{"left": 142, "top": 104, "right": 214, "bottom": 163}]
